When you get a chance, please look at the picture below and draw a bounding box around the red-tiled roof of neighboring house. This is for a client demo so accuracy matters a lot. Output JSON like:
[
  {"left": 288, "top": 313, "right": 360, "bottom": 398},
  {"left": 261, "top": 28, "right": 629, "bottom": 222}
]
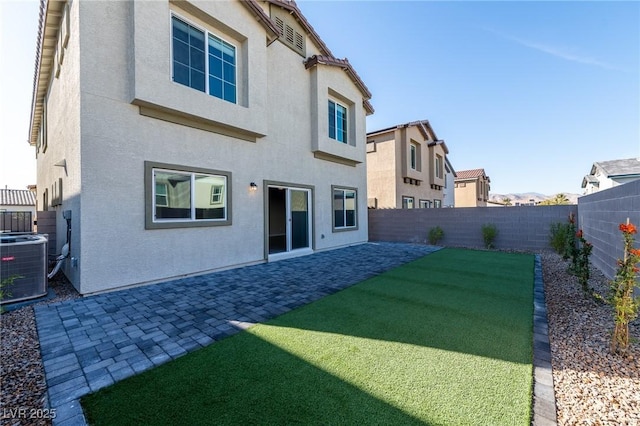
[
  {"left": 0, "top": 189, "right": 36, "bottom": 206},
  {"left": 455, "top": 169, "right": 487, "bottom": 180},
  {"left": 367, "top": 119, "right": 437, "bottom": 141}
]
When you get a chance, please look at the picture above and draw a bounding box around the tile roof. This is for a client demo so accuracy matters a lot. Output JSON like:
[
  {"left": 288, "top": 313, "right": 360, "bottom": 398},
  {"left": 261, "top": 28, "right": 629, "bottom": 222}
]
[
  {"left": 455, "top": 169, "right": 487, "bottom": 180},
  {"left": 592, "top": 158, "right": 640, "bottom": 177},
  {"left": 367, "top": 119, "right": 438, "bottom": 141},
  {"left": 30, "top": 0, "right": 374, "bottom": 144},
  {"left": 0, "top": 189, "right": 36, "bottom": 206}
]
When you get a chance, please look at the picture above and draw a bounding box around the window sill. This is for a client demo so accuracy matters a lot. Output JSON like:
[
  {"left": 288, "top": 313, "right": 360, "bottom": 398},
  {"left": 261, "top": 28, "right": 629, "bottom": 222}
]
[
  {"left": 333, "top": 226, "right": 359, "bottom": 233},
  {"left": 136, "top": 102, "right": 265, "bottom": 143}
]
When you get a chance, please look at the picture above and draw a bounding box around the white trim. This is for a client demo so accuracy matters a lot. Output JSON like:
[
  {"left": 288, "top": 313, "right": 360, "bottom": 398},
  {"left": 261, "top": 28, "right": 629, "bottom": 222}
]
[
  {"left": 267, "top": 185, "right": 313, "bottom": 256},
  {"left": 333, "top": 187, "right": 357, "bottom": 230},
  {"left": 169, "top": 12, "right": 238, "bottom": 103},
  {"left": 328, "top": 99, "right": 348, "bottom": 144},
  {"left": 268, "top": 247, "right": 313, "bottom": 262},
  {"left": 152, "top": 167, "right": 228, "bottom": 223}
]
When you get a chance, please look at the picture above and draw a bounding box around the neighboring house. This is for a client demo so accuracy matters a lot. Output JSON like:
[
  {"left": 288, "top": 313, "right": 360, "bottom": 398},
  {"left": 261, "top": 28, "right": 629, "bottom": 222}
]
[
  {"left": 28, "top": 0, "right": 373, "bottom": 295},
  {"left": 0, "top": 188, "right": 36, "bottom": 232},
  {"left": 442, "top": 157, "right": 457, "bottom": 208},
  {"left": 0, "top": 188, "right": 36, "bottom": 214},
  {"left": 581, "top": 158, "right": 640, "bottom": 195},
  {"left": 366, "top": 120, "right": 450, "bottom": 209},
  {"left": 454, "top": 169, "right": 491, "bottom": 207}
]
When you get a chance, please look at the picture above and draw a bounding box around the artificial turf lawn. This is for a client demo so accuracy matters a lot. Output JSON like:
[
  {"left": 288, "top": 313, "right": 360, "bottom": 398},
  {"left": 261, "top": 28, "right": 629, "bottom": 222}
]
[{"left": 81, "top": 248, "right": 534, "bottom": 425}]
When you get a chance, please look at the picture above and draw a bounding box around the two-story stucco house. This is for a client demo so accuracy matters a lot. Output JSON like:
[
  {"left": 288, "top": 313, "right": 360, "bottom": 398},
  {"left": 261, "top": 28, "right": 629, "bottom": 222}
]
[
  {"left": 454, "top": 168, "right": 490, "bottom": 207},
  {"left": 28, "top": 0, "right": 373, "bottom": 295},
  {"left": 366, "top": 120, "right": 451, "bottom": 209},
  {"left": 581, "top": 158, "right": 640, "bottom": 195}
]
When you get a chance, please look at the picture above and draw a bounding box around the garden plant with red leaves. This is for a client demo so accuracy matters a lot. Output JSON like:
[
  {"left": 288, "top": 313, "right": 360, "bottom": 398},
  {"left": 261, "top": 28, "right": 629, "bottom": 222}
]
[{"left": 610, "top": 219, "right": 640, "bottom": 354}]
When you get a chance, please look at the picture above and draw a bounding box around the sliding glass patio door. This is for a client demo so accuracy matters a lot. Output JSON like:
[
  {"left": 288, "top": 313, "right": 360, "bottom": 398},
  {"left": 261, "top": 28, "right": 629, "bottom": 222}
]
[{"left": 268, "top": 186, "right": 312, "bottom": 256}]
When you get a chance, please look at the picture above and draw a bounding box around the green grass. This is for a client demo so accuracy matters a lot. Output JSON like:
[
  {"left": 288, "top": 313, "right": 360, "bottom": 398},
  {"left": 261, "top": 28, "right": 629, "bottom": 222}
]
[{"left": 82, "top": 248, "right": 534, "bottom": 425}]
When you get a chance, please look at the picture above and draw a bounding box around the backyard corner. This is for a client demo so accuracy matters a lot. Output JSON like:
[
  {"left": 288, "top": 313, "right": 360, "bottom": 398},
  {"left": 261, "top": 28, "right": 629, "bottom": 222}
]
[{"left": 81, "top": 248, "right": 535, "bottom": 426}]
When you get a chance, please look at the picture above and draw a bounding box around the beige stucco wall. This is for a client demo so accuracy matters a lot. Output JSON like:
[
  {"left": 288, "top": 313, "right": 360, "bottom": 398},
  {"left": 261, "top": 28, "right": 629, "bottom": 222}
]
[
  {"left": 366, "top": 132, "right": 397, "bottom": 209},
  {"left": 41, "top": 0, "right": 368, "bottom": 294},
  {"left": 454, "top": 176, "right": 489, "bottom": 207},
  {"left": 454, "top": 182, "right": 479, "bottom": 207},
  {"left": 367, "top": 126, "right": 445, "bottom": 209}
]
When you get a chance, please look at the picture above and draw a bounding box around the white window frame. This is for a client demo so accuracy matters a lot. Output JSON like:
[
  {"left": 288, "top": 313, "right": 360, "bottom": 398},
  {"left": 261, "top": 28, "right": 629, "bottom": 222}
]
[
  {"left": 155, "top": 183, "right": 169, "bottom": 207},
  {"left": 435, "top": 154, "right": 443, "bottom": 179},
  {"left": 170, "top": 13, "right": 238, "bottom": 104},
  {"left": 410, "top": 143, "right": 417, "bottom": 170},
  {"left": 419, "top": 199, "right": 431, "bottom": 208},
  {"left": 402, "top": 196, "right": 414, "bottom": 209},
  {"left": 332, "top": 186, "right": 358, "bottom": 231},
  {"left": 328, "top": 99, "right": 348, "bottom": 144},
  {"left": 210, "top": 185, "right": 224, "bottom": 205}
]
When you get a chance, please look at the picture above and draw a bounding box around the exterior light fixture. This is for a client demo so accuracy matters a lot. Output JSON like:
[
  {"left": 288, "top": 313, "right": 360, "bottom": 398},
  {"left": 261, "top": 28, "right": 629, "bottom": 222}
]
[{"left": 250, "top": 182, "right": 258, "bottom": 191}]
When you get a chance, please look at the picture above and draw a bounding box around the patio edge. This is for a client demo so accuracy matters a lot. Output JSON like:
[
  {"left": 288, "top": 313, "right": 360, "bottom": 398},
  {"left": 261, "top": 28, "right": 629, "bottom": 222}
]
[{"left": 532, "top": 254, "right": 558, "bottom": 426}]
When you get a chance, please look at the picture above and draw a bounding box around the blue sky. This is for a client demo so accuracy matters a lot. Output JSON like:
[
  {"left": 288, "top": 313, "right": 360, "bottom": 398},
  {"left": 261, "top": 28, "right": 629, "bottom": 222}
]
[{"left": 1, "top": 1, "right": 638, "bottom": 196}]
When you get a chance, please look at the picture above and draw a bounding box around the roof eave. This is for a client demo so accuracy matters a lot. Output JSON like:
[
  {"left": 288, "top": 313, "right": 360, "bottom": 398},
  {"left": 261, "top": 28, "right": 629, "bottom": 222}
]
[
  {"left": 304, "top": 55, "right": 372, "bottom": 100},
  {"left": 240, "top": 0, "right": 280, "bottom": 45},
  {"left": 29, "top": 0, "right": 66, "bottom": 147},
  {"left": 265, "top": 0, "right": 333, "bottom": 57}
]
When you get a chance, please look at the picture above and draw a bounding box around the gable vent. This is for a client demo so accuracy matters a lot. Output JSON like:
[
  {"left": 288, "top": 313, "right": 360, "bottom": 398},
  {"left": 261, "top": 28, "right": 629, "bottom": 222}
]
[
  {"left": 275, "top": 16, "right": 284, "bottom": 35},
  {"left": 271, "top": 9, "right": 306, "bottom": 57},
  {"left": 295, "top": 32, "right": 304, "bottom": 51},
  {"left": 285, "top": 24, "right": 294, "bottom": 44}
]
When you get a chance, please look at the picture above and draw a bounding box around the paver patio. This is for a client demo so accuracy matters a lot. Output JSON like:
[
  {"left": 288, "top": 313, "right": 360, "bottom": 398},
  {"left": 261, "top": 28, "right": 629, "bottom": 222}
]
[{"left": 35, "top": 242, "right": 439, "bottom": 425}]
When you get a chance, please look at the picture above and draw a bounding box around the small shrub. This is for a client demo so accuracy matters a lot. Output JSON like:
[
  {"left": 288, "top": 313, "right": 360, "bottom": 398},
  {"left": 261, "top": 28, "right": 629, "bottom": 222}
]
[
  {"left": 428, "top": 226, "right": 444, "bottom": 245},
  {"left": 565, "top": 213, "right": 578, "bottom": 264},
  {"left": 481, "top": 224, "right": 498, "bottom": 249},
  {"left": 574, "top": 229, "right": 593, "bottom": 297},
  {"left": 549, "top": 222, "right": 570, "bottom": 254},
  {"left": 0, "top": 275, "right": 21, "bottom": 314},
  {"left": 610, "top": 220, "right": 640, "bottom": 355}
]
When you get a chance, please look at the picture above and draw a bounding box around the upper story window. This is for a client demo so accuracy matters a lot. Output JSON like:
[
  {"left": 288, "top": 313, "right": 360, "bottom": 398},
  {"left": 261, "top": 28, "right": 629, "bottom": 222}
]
[
  {"left": 410, "top": 143, "right": 418, "bottom": 170},
  {"left": 172, "top": 16, "right": 236, "bottom": 104},
  {"left": 328, "top": 100, "right": 348, "bottom": 144},
  {"left": 435, "top": 154, "right": 443, "bottom": 178}
]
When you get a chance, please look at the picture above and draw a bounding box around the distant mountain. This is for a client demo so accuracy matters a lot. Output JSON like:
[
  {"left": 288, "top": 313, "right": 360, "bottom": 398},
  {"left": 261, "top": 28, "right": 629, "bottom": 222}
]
[{"left": 489, "top": 192, "right": 580, "bottom": 205}]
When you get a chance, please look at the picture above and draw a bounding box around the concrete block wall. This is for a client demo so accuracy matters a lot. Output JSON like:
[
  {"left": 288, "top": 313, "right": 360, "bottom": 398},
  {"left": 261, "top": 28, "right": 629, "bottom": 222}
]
[
  {"left": 368, "top": 205, "right": 576, "bottom": 252},
  {"left": 578, "top": 180, "right": 640, "bottom": 280}
]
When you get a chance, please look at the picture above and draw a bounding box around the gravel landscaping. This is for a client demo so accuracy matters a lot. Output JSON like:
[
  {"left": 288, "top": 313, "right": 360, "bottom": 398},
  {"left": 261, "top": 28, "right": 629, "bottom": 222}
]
[
  {"left": 1, "top": 251, "right": 639, "bottom": 425},
  {"left": 542, "top": 252, "right": 640, "bottom": 425}
]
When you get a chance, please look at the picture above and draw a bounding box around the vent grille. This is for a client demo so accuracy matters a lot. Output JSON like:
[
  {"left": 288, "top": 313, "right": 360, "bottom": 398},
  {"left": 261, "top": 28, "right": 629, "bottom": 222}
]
[
  {"left": 275, "top": 17, "right": 284, "bottom": 35},
  {"left": 295, "top": 32, "right": 304, "bottom": 51},
  {"left": 272, "top": 10, "right": 306, "bottom": 57},
  {"left": 285, "top": 24, "right": 294, "bottom": 44}
]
